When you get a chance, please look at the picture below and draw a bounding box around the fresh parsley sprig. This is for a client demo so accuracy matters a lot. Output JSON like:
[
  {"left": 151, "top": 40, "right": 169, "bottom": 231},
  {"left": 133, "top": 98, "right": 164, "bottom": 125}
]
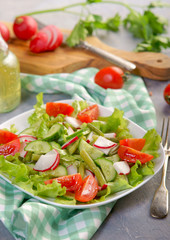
[{"left": 22, "top": 0, "right": 170, "bottom": 52}]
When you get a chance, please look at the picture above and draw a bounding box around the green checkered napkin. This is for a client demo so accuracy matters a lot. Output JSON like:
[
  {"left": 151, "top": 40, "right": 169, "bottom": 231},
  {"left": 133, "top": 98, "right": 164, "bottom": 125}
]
[{"left": 0, "top": 67, "right": 156, "bottom": 240}]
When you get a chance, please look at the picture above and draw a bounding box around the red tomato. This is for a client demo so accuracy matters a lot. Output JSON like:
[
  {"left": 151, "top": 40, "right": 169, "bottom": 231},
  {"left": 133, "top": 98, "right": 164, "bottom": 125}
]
[
  {"left": 119, "top": 138, "right": 146, "bottom": 151},
  {"left": 0, "top": 22, "right": 10, "bottom": 42},
  {"left": 94, "top": 66, "right": 124, "bottom": 89},
  {"left": 13, "top": 16, "right": 37, "bottom": 40},
  {"left": 75, "top": 175, "right": 99, "bottom": 202},
  {"left": 46, "top": 102, "right": 74, "bottom": 117},
  {"left": 77, "top": 104, "right": 99, "bottom": 123},
  {"left": 164, "top": 83, "right": 170, "bottom": 105},
  {"left": 0, "top": 130, "right": 18, "bottom": 144},
  {"left": 0, "top": 138, "right": 20, "bottom": 156},
  {"left": 118, "top": 145, "right": 154, "bottom": 164},
  {"left": 44, "top": 173, "right": 83, "bottom": 192}
]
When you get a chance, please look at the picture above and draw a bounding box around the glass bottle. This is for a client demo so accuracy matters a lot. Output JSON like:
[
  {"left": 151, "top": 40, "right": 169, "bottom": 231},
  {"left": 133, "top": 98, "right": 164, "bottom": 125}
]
[{"left": 0, "top": 34, "right": 21, "bottom": 113}]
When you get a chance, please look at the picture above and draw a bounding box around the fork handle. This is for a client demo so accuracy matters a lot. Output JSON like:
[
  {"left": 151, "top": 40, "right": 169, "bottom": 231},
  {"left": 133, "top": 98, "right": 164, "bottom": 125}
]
[{"left": 150, "top": 155, "right": 169, "bottom": 218}]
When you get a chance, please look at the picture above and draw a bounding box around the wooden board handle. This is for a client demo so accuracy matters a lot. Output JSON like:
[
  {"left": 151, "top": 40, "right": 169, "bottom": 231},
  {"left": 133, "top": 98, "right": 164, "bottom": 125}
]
[{"left": 86, "top": 36, "right": 170, "bottom": 80}]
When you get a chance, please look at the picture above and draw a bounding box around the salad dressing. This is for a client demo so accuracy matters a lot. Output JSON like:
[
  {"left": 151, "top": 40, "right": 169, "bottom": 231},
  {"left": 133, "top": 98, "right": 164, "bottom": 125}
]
[{"left": 0, "top": 34, "right": 21, "bottom": 113}]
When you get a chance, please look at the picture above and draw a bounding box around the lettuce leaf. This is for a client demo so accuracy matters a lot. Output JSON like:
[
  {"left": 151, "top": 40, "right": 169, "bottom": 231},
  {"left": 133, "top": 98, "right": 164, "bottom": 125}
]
[
  {"left": 128, "top": 160, "right": 154, "bottom": 186},
  {"left": 142, "top": 129, "right": 161, "bottom": 158},
  {"left": 71, "top": 100, "right": 89, "bottom": 117},
  {"left": 98, "top": 108, "right": 132, "bottom": 139}
]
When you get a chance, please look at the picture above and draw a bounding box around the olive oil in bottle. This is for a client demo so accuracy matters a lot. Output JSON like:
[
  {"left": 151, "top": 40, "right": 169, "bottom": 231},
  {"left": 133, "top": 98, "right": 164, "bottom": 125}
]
[{"left": 0, "top": 34, "right": 21, "bottom": 113}]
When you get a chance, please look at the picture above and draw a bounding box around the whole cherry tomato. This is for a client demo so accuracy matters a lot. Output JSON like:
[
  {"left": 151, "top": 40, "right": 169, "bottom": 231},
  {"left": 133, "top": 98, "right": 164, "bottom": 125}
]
[
  {"left": 94, "top": 66, "right": 124, "bottom": 89},
  {"left": 13, "top": 16, "right": 37, "bottom": 40},
  {"left": 0, "top": 22, "right": 10, "bottom": 42},
  {"left": 164, "top": 83, "right": 170, "bottom": 105}
]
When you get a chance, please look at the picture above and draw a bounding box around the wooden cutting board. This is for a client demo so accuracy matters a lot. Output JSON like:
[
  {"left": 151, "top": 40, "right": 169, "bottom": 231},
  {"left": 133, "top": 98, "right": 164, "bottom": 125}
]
[{"left": 3, "top": 22, "right": 170, "bottom": 80}]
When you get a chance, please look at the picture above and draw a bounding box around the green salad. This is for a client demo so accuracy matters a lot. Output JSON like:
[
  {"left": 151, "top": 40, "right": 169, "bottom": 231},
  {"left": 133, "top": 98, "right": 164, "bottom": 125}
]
[{"left": 0, "top": 93, "right": 161, "bottom": 205}]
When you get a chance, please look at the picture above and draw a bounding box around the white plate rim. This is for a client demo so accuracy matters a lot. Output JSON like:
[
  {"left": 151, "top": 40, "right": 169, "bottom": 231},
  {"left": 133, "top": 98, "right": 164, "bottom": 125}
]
[{"left": 0, "top": 99, "right": 165, "bottom": 209}]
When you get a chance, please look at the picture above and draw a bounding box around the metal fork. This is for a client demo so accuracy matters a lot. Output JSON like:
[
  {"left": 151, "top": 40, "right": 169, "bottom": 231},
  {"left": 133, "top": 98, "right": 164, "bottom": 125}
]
[{"left": 150, "top": 117, "right": 170, "bottom": 218}]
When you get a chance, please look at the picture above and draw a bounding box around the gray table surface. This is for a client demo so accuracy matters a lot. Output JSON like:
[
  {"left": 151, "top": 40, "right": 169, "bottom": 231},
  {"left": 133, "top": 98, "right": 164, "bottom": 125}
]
[{"left": 0, "top": 0, "right": 170, "bottom": 240}]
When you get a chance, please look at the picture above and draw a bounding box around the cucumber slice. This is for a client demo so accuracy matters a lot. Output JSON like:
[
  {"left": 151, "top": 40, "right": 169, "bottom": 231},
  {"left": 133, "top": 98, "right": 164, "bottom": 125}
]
[
  {"left": 19, "top": 127, "right": 34, "bottom": 136},
  {"left": 95, "top": 158, "right": 117, "bottom": 182},
  {"left": 39, "top": 164, "right": 67, "bottom": 177},
  {"left": 78, "top": 139, "right": 104, "bottom": 160},
  {"left": 25, "top": 140, "right": 52, "bottom": 154},
  {"left": 43, "top": 123, "right": 64, "bottom": 141}
]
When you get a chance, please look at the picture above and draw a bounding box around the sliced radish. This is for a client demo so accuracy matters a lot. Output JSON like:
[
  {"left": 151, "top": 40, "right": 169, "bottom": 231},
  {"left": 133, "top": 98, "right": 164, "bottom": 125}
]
[
  {"left": 84, "top": 169, "right": 95, "bottom": 178},
  {"left": 65, "top": 116, "right": 82, "bottom": 129},
  {"left": 113, "top": 161, "right": 130, "bottom": 175},
  {"left": 19, "top": 135, "right": 37, "bottom": 143},
  {"left": 48, "top": 25, "right": 63, "bottom": 50},
  {"left": 93, "top": 136, "right": 117, "bottom": 155},
  {"left": 67, "top": 126, "right": 74, "bottom": 136},
  {"left": 67, "top": 165, "right": 77, "bottom": 175},
  {"left": 104, "top": 132, "right": 116, "bottom": 139},
  {"left": 98, "top": 184, "right": 108, "bottom": 191},
  {"left": 61, "top": 136, "right": 79, "bottom": 149},
  {"left": 33, "top": 149, "right": 60, "bottom": 172},
  {"left": 29, "top": 31, "right": 48, "bottom": 53},
  {"left": 40, "top": 27, "right": 53, "bottom": 50},
  {"left": 19, "top": 142, "right": 28, "bottom": 158},
  {"left": 86, "top": 131, "right": 94, "bottom": 143}
]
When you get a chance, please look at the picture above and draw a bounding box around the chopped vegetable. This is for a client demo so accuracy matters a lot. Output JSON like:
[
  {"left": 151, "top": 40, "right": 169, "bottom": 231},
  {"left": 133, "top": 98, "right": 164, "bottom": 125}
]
[
  {"left": 75, "top": 175, "right": 99, "bottom": 202},
  {"left": 0, "top": 130, "right": 18, "bottom": 144},
  {"left": 77, "top": 104, "right": 99, "bottom": 123},
  {"left": 0, "top": 138, "right": 20, "bottom": 156},
  {"left": 119, "top": 138, "right": 146, "bottom": 151},
  {"left": 46, "top": 102, "right": 74, "bottom": 117},
  {"left": 118, "top": 145, "right": 154, "bottom": 164}
]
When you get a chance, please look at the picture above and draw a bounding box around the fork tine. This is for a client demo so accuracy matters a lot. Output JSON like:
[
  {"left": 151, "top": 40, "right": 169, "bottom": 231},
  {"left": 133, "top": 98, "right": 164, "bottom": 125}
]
[{"left": 161, "top": 118, "right": 165, "bottom": 139}]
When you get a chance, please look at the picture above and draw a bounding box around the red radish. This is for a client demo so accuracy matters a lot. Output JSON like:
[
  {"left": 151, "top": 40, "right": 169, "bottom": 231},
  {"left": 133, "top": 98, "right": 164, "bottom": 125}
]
[
  {"left": 98, "top": 184, "right": 108, "bottom": 191},
  {"left": 93, "top": 136, "right": 117, "bottom": 155},
  {"left": 33, "top": 149, "right": 60, "bottom": 172},
  {"left": 113, "top": 161, "right": 130, "bottom": 175},
  {"left": 29, "top": 31, "right": 48, "bottom": 53},
  {"left": 67, "top": 165, "right": 77, "bottom": 175},
  {"left": 61, "top": 136, "right": 79, "bottom": 149},
  {"left": 67, "top": 126, "right": 74, "bottom": 136},
  {"left": 47, "top": 25, "right": 63, "bottom": 50},
  {"left": 19, "top": 142, "right": 28, "bottom": 158},
  {"left": 13, "top": 16, "right": 37, "bottom": 40},
  {"left": 0, "top": 22, "right": 10, "bottom": 42},
  {"left": 84, "top": 169, "right": 95, "bottom": 178},
  {"left": 65, "top": 116, "right": 82, "bottom": 129},
  {"left": 104, "top": 132, "right": 116, "bottom": 139},
  {"left": 19, "top": 135, "right": 37, "bottom": 143},
  {"left": 86, "top": 131, "right": 94, "bottom": 143}
]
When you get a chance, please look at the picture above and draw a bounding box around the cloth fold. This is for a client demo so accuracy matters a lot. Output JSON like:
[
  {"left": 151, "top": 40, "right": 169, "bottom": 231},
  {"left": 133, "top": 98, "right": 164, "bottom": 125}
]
[{"left": 0, "top": 68, "right": 156, "bottom": 240}]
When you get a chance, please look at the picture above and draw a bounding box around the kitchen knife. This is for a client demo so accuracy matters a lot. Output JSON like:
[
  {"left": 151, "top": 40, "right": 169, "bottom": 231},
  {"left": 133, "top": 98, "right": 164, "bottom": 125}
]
[{"left": 35, "top": 18, "right": 136, "bottom": 71}]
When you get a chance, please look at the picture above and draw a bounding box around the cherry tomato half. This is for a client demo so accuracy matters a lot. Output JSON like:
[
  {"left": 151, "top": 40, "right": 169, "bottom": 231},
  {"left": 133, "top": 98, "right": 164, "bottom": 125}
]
[
  {"left": 118, "top": 145, "right": 154, "bottom": 164},
  {"left": 94, "top": 66, "right": 124, "bottom": 89},
  {"left": 46, "top": 102, "right": 74, "bottom": 117},
  {"left": 0, "top": 138, "right": 20, "bottom": 156},
  {"left": 164, "top": 83, "right": 170, "bottom": 105},
  {"left": 44, "top": 173, "right": 83, "bottom": 192},
  {"left": 77, "top": 104, "right": 99, "bottom": 123},
  {"left": 0, "top": 130, "right": 18, "bottom": 144},
  {"left": 75, "top": 175, "right": 99, "bottom": 202},
  {"left": 119, "top": 138, "right": 146, "bottom": 151}
]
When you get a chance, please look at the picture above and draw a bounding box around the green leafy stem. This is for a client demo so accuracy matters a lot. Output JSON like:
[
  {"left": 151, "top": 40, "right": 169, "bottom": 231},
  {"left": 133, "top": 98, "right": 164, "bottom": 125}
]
[{"left": 20, "top": 0, "right": 170, "bottom": 52}]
